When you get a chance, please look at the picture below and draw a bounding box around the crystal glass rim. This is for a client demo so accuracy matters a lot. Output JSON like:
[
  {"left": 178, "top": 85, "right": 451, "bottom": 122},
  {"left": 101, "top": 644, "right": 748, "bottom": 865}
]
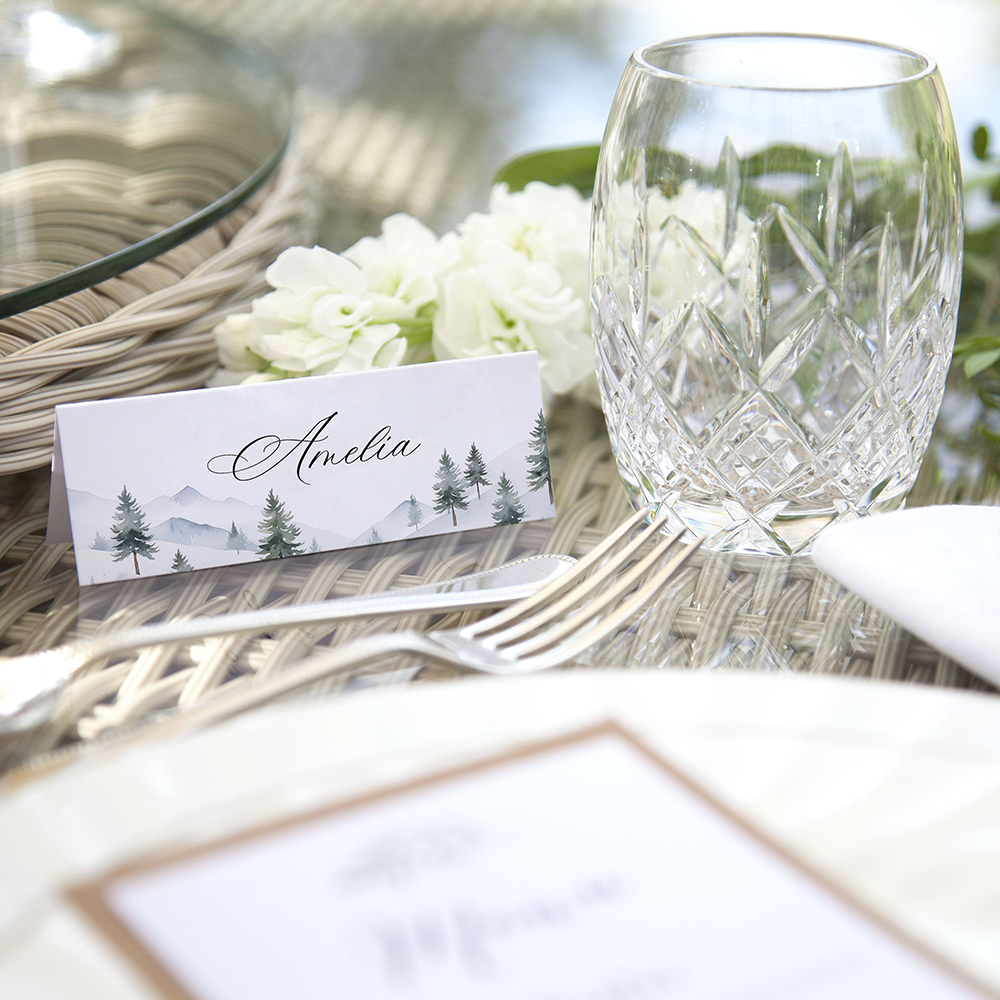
[{"left": 632, "top": 32, "right": 936, "bottom": 92}]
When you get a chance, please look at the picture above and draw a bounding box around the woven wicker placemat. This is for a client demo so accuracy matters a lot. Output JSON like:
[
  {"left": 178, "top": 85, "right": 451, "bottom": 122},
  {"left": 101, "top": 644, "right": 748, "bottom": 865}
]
[
  {"left": 0, "top": 389, "right": 996, "bottom": 778},
  {"left": 0, "top": 0, "right": 997, "bottom": 780},
  {"left": 0, "top": 143, "right": 314, "bottom": 475}
]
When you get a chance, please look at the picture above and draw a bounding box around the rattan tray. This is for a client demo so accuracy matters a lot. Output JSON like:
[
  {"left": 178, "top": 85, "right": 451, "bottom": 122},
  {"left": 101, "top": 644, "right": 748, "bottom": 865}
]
[
  {"left": 0, "top": 143, "right": 314, "bottom": 476},
  {"left": 0, "top": 390, "right": 995, "bottom": 779}
]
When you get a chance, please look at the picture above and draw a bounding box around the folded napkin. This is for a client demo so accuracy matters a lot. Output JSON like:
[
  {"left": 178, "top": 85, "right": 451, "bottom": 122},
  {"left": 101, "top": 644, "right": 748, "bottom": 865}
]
[{"left": 811, "top": 505, "right": 1000, "bottom": 688}]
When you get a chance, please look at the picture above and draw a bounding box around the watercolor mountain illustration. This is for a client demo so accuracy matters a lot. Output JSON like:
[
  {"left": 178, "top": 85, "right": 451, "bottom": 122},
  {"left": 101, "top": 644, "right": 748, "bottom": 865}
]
[
  {"left": 70, "top": 486, "right": 353, "bottom": 583},
  {"left": 410, "top": 439, "right": 553, "bottom": 539},
  {"left": 70, "top": 423, "right": 555, "bottom": 584}
]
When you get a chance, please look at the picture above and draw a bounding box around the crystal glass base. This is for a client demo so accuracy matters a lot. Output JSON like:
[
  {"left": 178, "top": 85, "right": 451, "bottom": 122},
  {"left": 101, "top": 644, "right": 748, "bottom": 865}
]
[{"left": 596, "top": 249, "right": 953, "bottom": 554}]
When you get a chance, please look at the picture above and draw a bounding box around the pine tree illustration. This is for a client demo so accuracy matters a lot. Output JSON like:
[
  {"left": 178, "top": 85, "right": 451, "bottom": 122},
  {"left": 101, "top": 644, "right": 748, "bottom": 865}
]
[
  {"left": 110, "top": 486, "right": 158, "bottom": 575},
  {"left": 406, "top": 494, "right": 423, "bottom": 530},
  {"left": 432, "top": 449, "right": 469, "bottom": 527},
  {"left": 525, "top": 409, "right": 553, "bottom": 504},
  {"left": 309, "top": 536, "right": 320, "bottom": 552},
  {"left": 491, "top": 472, "right": 526, "bottom": 525},
  {"left": 225, "top": 521, "right": 251, "bottom": 554},
  {"left": 256, "top": 490, "right": 304, "bottom": 559},
  {"left": 464, "top": 443, "right": 491, "bottom": 499},
  {"left": 91, "top": 531, "right": 112, "bottom": 551},
  {"left": 367, "top": 527, "right": 383, "bottom": 545},
  {"left": 171, "top": 549, "right": 193, "bottom": 573}
]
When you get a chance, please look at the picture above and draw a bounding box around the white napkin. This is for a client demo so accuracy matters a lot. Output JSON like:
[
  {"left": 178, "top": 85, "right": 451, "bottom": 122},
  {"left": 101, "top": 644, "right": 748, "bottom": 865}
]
[{"left": 811, "top": 505, "right": 1000, "bottom": 688}]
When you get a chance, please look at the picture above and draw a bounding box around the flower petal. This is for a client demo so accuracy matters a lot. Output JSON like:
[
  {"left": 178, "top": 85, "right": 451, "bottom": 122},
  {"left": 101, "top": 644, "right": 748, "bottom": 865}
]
[{"left": 265, "top": 246, "right": 366, "bottom": 296}]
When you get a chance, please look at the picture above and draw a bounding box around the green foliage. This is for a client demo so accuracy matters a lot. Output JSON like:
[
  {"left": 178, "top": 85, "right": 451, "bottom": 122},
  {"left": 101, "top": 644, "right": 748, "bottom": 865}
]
[
  {"left": 974, "top": 124, "right": 991, "bottom": 162},
  {"left": 491, "top": 472, "right": 526, "bottom": 526},
  {"left": 432, "top": 450, "right": 469, "bottom": 526},
  {"left": 256, "top": 489, "right": 304, "bottom": 559},
  {"left": 525, "top": 410, "right": 552, "bottom": 503},
  {"left": 954, "top": 123, "right": 1000, "bottom": 418},
  {"left": 493, "top": 145, "right": 601, "bottom": 196},
  {"left": 110, "top": 486, "right": 158, "bottom": 575},
  {"left": 171, "top": 549, "right": 193, "bottom": 573},
  {"left": 367, "top": 527, "right": 383, "bottom": 545}
]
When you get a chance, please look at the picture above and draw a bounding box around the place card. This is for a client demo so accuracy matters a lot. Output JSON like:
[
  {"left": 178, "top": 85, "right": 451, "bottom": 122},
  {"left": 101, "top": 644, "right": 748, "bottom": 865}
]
[
  {"left": 67, "top": 724, "right": 996, "bottom": 1000},
  {"left": 46, "top": 354, "right": 555, "bottom": 585}
]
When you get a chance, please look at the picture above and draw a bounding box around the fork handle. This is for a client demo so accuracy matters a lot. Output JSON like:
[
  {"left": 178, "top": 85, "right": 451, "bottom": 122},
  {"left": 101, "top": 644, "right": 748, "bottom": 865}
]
[{"left": 139, "top": 631, "right": 442, "bottom": 743}]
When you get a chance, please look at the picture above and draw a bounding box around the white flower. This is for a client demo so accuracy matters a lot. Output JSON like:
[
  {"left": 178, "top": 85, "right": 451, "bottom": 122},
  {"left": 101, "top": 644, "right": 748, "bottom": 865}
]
[
  {"left": 212, "top": 184, "right": 601, "bottom": 400},
  {"left": 432, "top": 241, "right": 592, "bottom": 396},
  {"left": 431, "top": 182, "right": 596, "bottom": 398},
  {"left": 343, "top": 214, "right": 458, "bottom": 322},
  {"left": 459, "top": 181, "right": 591, "bottom": 302},
  {"left": 644, "top": 180, "right": 753, "bottom": 308},
  {"left": 211, "top": 245, "right": 406, "bottom": 383}
]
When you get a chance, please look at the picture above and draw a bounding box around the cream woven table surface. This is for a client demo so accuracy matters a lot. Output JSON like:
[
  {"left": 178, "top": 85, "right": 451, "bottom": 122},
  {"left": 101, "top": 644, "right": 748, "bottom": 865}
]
[
  {"left": 2, "top": 0, "right": 1000, "bottom": 780},
  {"left": 1, "top": 389, "right": 998, "bottom": 780}
]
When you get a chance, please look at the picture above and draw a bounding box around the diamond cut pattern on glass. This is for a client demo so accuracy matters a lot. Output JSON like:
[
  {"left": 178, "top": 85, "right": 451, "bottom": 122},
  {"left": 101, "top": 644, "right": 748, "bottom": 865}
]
[
  {"left": 701, "top": 394, "right": 813, "bottom": 508},
  {"left": 593, "top": 136, "right": 959, "bottom": 553},
  {"left": 647, "top": 303, "right": 753, "bottom": 441}
]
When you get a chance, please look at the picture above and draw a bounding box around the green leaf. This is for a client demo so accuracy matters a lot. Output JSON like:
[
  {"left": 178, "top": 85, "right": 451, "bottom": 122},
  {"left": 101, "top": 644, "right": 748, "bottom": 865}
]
[
  {"left": 492, "top": 145, "right": 601, "bottom": 195},
  {"left": 974, "top": 124, "right": 991, "bottom": 161},
  {"left": 962, "top": 251, "right": 1000, "bottom": 285},
  {"left": 740, "top": 144, "right": 825, "bottom": 177},
  {"left": 954, "top": 331, "right": 1000, "bottom": 356},
  {"left": 979, "top": 426, "right": 1000, "bottom": 448},
  {"left": 964, "top": 220, "right": 1000, "bottom": 257},
  {"left": 964, "top": 348, "right": 1000, "bottom": 378}
]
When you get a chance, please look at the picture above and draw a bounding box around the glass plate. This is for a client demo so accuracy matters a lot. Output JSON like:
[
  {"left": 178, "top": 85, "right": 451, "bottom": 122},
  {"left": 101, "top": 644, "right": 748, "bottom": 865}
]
[{"left": 0, "top": 0, "right": 292, "bottom": 318}]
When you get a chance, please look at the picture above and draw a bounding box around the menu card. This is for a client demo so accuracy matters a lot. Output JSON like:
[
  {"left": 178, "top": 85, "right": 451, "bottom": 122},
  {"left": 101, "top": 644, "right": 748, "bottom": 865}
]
[{"left": 68, "top": 725, "right": 995, "bottom": 999}]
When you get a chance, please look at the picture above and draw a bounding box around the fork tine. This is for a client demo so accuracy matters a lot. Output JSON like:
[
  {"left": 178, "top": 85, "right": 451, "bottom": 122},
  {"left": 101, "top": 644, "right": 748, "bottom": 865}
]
[
  {"left": 500, "top": 526, "right": 687, "bottom": 656},
  {"left": 464, "top": 504, "right": 654, "bottom": 637},
  {"left": 473, "top": 511, "right": 674, "bottom": 643},
  {"left": 526, "top": 537, "right": 703, "bottom": 669}
]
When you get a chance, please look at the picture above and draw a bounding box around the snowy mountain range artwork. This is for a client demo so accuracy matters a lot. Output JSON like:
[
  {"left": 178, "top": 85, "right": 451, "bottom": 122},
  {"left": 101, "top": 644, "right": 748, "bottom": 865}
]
[{"left": 48, "top": 354, "right": 556, "bottom": 584}]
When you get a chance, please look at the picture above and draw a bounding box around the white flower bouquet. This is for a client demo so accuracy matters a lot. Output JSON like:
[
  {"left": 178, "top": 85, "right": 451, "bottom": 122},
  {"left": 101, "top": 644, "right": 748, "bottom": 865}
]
[
  {"left": 210, "top": 178, "right": 599, "bottom": 402},
  {"left": 210, "top": 145, "right": 758, "bottom": 410}
]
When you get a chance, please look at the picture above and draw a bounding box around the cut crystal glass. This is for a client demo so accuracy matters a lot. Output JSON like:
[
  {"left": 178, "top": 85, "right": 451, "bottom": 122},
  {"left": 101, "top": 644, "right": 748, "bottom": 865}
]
[{"left": 592, "top": 34, "right": 963, "bottom": 554}]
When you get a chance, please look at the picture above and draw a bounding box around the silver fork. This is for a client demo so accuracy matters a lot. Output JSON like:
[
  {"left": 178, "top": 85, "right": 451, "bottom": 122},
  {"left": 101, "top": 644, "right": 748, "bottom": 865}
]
[
  {"left": 0, "top": 553, "right": 578, "bottom": 734},
  {"left": 158, "top": 508, "right": 701, "bottom": 739}
]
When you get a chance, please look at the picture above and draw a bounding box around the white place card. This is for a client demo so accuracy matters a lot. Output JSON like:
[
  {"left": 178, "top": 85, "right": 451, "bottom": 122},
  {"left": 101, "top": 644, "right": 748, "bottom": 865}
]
[
  {"left": 46, "top": 354, "right": 555, "bottom": 585},
  {"left": 68, "top": 725, "right": 996, "bottom": 1000}
]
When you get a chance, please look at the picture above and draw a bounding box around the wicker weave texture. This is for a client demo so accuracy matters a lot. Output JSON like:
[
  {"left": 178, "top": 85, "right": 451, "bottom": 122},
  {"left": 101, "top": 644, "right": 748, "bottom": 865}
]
[
  {"left": 0, "top": 395, "right": 993, "bottom": 776},
  {"left": 0, "top": 145, "right": 314, "bottom": 475}
]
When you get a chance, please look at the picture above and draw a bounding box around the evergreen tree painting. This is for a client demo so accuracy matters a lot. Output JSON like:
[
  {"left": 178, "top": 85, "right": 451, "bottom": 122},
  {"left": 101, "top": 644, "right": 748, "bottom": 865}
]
[
  {"left": 171, "top": 550, "right": 193, "bottom": 573},
  {"left": 367, "top": 527, "right": 383, "bottom": 545},
  {"left": 91, "top": 532, "right": 112, "bottom": 551},
  {"left": 110, "top": 486, "right": 158, "bottom": 575},
  {"left": 406, "top": 494, "right": 423, "bottom": 530},
  {"left": 256, "top": 490, "right": 304, "bottom": 559},
  {"left": 309, "top": 536, "right": 320, "bottom": 553},
  {"left": 432, "top": 449, "right": 469, "bottom": 526},
  {"left": 225, "top": 521, "right": 251, "bottom": 553},
  {"left": 491, "top": 472, "right": 526, "bottom": 525},
  {"left": 525, "top": 409, "right": 553, "bottom": 504},
  {"left": 464, "top": 443, "right": 491, "bottom": 499}
]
